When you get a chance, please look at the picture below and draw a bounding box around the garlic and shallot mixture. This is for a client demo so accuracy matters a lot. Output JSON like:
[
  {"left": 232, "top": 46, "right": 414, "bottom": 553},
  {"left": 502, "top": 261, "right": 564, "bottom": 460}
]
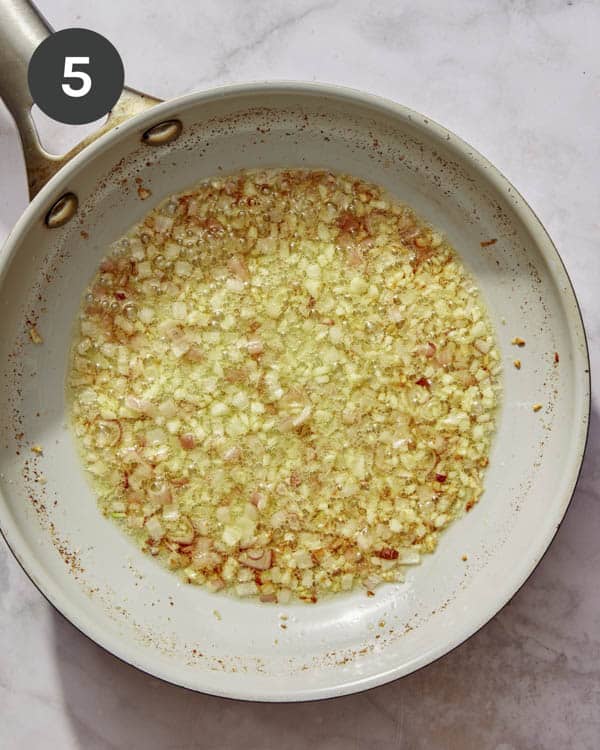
[{"left": 68, "top": 169, "right": 500, "bottom": 603}]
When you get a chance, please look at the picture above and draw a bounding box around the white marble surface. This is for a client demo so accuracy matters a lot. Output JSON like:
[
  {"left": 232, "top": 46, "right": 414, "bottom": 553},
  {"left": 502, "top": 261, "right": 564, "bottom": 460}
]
[{"left": 1, "top": 0, "right": 599, "bottom": 747}]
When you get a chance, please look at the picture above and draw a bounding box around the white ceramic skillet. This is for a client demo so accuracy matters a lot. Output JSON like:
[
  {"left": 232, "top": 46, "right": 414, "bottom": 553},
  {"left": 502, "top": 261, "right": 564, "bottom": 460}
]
[{"left": 0, "top": 0, "right": 590, "bottom": 701}]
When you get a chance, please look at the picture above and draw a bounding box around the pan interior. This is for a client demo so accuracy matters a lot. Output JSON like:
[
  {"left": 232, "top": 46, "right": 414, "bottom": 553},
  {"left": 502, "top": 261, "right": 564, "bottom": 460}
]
[{"left": 0, "top": 86, "right": 589, "bottom": 699}]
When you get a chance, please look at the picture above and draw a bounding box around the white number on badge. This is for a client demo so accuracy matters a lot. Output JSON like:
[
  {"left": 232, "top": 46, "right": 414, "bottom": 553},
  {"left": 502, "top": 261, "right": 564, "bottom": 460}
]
[{"left": 61, "top": 57, "right": 92, "bottom": 98}]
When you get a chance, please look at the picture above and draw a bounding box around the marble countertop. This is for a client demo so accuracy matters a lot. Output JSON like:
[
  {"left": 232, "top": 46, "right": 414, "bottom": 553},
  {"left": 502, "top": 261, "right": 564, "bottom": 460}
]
[{"left": 1, "top": 1, "right": 598, "bottom": 747}]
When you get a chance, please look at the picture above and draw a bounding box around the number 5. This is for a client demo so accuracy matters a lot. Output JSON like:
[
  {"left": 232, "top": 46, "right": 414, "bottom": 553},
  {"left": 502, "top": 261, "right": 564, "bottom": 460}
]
[{"left": 62, "top": 57, "right": 92, "bottom": 98}]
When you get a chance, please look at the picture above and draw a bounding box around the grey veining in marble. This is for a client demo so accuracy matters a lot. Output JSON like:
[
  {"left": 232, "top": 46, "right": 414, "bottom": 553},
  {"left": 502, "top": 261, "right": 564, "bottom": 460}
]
[{"left": 0, "top": 0, "right": 599, "bottom": 748}]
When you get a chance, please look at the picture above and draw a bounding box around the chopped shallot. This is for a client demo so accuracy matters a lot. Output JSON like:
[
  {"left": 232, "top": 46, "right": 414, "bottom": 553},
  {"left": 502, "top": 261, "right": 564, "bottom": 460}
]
[
  {"left": 67, "top": 168, "right": 500, "bottom": 604},
  {"left": 239, "top": 549, "right": 272, "bottom": 570}
]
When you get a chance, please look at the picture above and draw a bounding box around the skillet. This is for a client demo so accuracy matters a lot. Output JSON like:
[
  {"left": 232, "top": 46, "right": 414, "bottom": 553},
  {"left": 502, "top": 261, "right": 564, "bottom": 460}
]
[{"left": 0, "top": 0, "right": 590, "bottom": 701}]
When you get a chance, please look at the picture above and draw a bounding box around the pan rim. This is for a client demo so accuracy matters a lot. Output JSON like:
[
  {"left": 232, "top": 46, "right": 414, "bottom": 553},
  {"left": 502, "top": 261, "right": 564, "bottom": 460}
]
[{"left": 0, "top": 81, "right": 591, "bottom": 701}]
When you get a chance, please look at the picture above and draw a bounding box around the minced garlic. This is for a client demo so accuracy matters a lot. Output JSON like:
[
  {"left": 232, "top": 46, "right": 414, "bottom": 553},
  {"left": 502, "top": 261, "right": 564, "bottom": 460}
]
[{"left": 67, "top": 169, "right": 501, "bottom": 602}]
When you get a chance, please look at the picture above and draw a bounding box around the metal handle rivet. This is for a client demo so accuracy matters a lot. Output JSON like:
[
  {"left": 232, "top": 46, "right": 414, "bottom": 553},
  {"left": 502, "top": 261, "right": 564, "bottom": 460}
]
[
  {"left": 142, "top": 119, "right": 183, "bottom": 146},
  {"left": 45, "top": 192, "right": 78, "bottom": 228}
]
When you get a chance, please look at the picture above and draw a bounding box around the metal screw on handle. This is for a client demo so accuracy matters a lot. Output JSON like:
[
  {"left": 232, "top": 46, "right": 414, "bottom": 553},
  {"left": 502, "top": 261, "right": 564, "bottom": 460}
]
[
  {"left": 142, "top": 120, "right": 183, "bottom": 146},
  {"left": 45, "top": 193, "right": 78, "bottom": 229}
]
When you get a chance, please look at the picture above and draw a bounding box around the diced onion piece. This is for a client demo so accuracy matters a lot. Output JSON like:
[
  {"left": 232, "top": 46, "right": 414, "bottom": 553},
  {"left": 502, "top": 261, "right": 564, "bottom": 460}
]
[
  {"left": 128, "top": 462, "right": 152, "bottom": 491},
  {"left": 171, "top": 337, "right": 191, "bottom": 358},
  {"left": 474, "top": 339, "right": 492, "bottom": 354},
  {"left": 363, "top": 574, "right": 381, "bottom": 590},
  {"left": 185, "top": 346, "right": 204, "bottom": 363},
  {"left": 293, "top": 550, "right": 313, "bottom": 569},
  {"left": 179, "top": 433, "right": 196, "bottom": 450},
  {"left": 175, "top": 260, "right": 192, "bottom": 277},
  {"left": 223, "top": 446, "right": 241, "bottom": 462},
  {"left": 206, "top": 578, "right": 225, "bottom": 592},
  {"left": 95, "top": 419, "right": 121, "bottom": 448},
  {"left": 239, "top": 548, "right": 272, "bottom": 570},
  {"left": 154, "top": 215, "right": 173, "bottom": 233},
  {"left": 147, "top": 480, "right": 172, "bottom": 505},
  {"left": 292, "top": 404, "right": 312, "bottom": 428},
  {"left": 145, "top": 515, "right": 164, "bottom": 541},
  {"left": 166, "top": 516, "right": 195, "bottom": 544},
  {"left": 125, "top": 395, "right": 154, "bottom": 415},
  {"left": 250, "top": 491, "right": 268, "bottom": 511},
  {"left": 139, "top": 306, "right": 155, "bottom": 324},
  {"left": 146, "top": 428, "right": 166, "bottom": 445},
  {"left": 270, "top": 510, "right": 287, "bottom": 528},
  {"left": 389, "top": 306, "right": 403, "bottom": 323},
  {"left": 172, "top": 301, "right": 187, "bottom": 320},
  {"left": 228, "top": 256, "right": 250, "bottom": 281},
  {"left": 158, "top": 399, "right": 178, "bottom": 418},
  {"left": 236, "top": 581, "right": 258, "bottom": 597},
  {"left": 226, "top": 277, "right": 245, "bottom": 293},
  {"left": 247, "top": 338, "right": 263, "bottom": 355},
  {"left": 194, "top": 551, "right": 222, "bottom": 571},
  {"left": 162, "top": 506, "right": 180, "bottom": 522}
]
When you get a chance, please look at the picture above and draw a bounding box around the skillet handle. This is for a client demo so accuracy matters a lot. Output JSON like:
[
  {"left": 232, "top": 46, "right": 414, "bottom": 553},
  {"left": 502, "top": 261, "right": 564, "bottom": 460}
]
[{"left": 0, "top": 0, "right": 161, "bottom": 199}]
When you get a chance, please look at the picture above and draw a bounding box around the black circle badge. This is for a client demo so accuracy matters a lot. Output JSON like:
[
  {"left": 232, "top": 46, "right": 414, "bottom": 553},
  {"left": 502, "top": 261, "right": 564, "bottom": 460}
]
[{"left": 28, "top": 28, "right": 124, "bottom": 125}]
